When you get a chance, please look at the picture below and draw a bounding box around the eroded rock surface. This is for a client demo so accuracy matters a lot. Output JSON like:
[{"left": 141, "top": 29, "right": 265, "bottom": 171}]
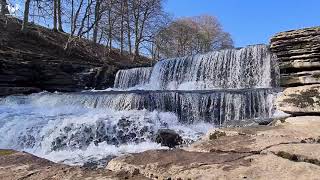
[
  {"left": 107, "top": 116, "right": 320, "bottom": 179},
  {"left": 270, "top": 26, "right": 320, "bottom": 87},
  {"left": 276, "top": 85, "right": 320, "bottom": 115},
  {"left": 0, "top": 150, "right": 149, "bottom": 180}
]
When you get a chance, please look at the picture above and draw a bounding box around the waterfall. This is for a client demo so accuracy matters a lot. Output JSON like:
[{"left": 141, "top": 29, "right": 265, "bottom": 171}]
[
  {"left": 114, "top": 45, "right": 279, "bottom": 90},
  {"left": 114, "top": 67, "right": 152, "bottom": 89},
  {"left": 0, "top": 44, "right": 280, "bottom": 165}
]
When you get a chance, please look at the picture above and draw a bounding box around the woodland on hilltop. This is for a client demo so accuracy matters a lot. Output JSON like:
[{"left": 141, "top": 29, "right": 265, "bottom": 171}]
[{"left": 1, "top": 0, "right": 233, "bottom": 60}]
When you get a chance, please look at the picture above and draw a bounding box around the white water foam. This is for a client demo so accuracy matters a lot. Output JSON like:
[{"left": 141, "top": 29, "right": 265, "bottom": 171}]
[{"left": 0, "top": 94, "right": 212, "bottom": 165}]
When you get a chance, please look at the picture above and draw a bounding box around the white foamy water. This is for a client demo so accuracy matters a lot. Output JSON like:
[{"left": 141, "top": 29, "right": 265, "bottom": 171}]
[{"left": 0, "top": 94, "right": 212, "bottom": 165}]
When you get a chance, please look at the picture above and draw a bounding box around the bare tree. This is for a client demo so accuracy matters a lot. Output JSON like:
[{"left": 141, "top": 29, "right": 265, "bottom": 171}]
[
  {"left": 53, "top": 0, "right": 58, "bottom": 31},
  {"left": 155, "top": 15, "right": 234, "bottom": 58},
  {"left": 0, "top": 0, "right": 9, "bottom": 16},
  {"left": 70, "top": 0, "right": 74, "bottom": 32},
  {"left": 92, "top": 0, "right": 101, "bottom": 43},
  {"left": 119, "top": 0, "right": 124, "bottom": 54},
  {"left": 124, "top": 0, "right": 132, "bottom": 54},
  {"left": 57, "top": 0, "right": 63, "bottom": 32},
  {"left": 21, "top": 0, "right": 31, "bottom": 31},
  {"left": 20, "top": 0, "right": 230, "bottom": 61}
]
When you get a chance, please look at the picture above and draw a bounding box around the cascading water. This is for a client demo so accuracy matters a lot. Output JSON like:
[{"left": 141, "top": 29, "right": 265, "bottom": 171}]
[
  {"left": 114, "top": 67, "right": 152, "bottom": 89},
  {"left": 113, "top": 44, "right": 279, "bottom": 90},
  {"left": 0, "top": 44, "right": 281, "bottom": 166}
]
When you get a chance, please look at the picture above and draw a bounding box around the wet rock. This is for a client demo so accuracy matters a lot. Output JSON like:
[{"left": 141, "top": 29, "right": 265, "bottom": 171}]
[
  {"left": 276, "top": 84, "right": 320, "bottom": 115},
  {"left": 155, "top": 129, "right": 183, "bottom": 148},
  {"left": 82, "top": 155, "right": 117, "bottom": 169}
]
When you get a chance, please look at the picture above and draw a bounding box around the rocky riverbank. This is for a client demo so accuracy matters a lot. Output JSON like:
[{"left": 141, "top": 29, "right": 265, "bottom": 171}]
[{"left": 107, "top": 116, "right": 320, "bottom": 179}]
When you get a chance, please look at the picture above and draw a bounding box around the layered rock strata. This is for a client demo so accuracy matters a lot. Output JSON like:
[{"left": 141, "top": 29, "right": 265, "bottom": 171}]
[{"left": 270, "top": 27, "right": 320, "bottom": 87}]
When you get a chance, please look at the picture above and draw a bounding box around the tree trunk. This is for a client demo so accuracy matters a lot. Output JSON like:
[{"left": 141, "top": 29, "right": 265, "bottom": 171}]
[
  {"left": 108, "top": 7, "right": 112, "bottom": 52},
  {"left": 53, "top": 0, "right": 58, "bottom": 31},
  {"left": 92, "top": 0, "right": 100, "bottom": 43},
  {"left": 71, "top": 0, "right": 84, "bottom": 36},
  {"left": 77, "top": 0, "right": 92, "bottom": 37},
  {"left": 120, "top": 1, "right": 124, "bottom": 55},
  {"left": 0, "top": 0, "right": 9, "bottom": 16},
  {"left": 86, "top": 0, "right": 90, "bottom": 39},
  {"left": 124, "top": 0, "right": 131, "bottom": 55},
  {"left": 70, "top": 0, "right": 74, "bottom": 33},
  {"left": 21, "top": 0, "right": 31, "bottom": 31},
  {"left": 133, "top": 1, "right": 139, "bottom": 57},
  {"left": 57, "top": 0, "right": 63, "bottom": 32}
]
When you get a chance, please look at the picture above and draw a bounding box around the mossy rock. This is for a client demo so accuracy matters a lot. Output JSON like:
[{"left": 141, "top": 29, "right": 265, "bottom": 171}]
[
  {"left": 209, "top": 131, "right": 226, "bottom": 140},
  {"left": 0, "top": 149, "right": 16, "bottom": 156}
]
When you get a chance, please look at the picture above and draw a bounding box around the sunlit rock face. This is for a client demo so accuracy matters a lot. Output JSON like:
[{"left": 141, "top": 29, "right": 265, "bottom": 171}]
[{"left": 270, "top": 27, "right": 320, "bottom": 87}]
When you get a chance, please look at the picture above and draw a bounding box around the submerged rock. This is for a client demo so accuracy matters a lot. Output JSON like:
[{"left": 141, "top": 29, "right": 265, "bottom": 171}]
[{"left": 155, "top": 129, "right": 183, "bottom": 148}]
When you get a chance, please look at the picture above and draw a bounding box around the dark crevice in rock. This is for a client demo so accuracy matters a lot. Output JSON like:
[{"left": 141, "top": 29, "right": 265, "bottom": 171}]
[
  {"left": 281, "top": 66, "right": 320, "bottom": 74},
  {"left": 282, "top": 111, "right": 320, "bottom": 116},
  {"left": 273, "top": 151, "right": 320, "bottom": 166},
  {"left": 17, "top": 171, "right": 40, "bottom": 180}
]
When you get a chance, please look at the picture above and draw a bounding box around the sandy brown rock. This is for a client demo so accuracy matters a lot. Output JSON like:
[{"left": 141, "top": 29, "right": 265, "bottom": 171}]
[
  {"left": 107, "top": 116, "right": 320, "bottom": 179},
  {"left": 276, "top": 85, "right": 320, "bottom": 115},
  {"left": 0, "top": 150, "right": 149, "bottom": 180},
  {"left": 189, "top": 116, "right": 320, "bottom": 153}
]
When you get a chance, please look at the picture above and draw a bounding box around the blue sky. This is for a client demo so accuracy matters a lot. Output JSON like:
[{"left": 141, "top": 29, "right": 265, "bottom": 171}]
[{"left": 164, "top": 0, "right": 320, "bottom": 47}]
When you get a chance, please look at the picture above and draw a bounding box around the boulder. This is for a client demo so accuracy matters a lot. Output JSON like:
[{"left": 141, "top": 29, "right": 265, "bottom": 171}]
[
  {"left": 155, "top": 129, "right": 183, "bottom": 148},
  {"left": 276, "top": 85, "right": 320, "bottom": 115},
  {"left": 270, "top": 26, "right": 320, "bottom": 87}
]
